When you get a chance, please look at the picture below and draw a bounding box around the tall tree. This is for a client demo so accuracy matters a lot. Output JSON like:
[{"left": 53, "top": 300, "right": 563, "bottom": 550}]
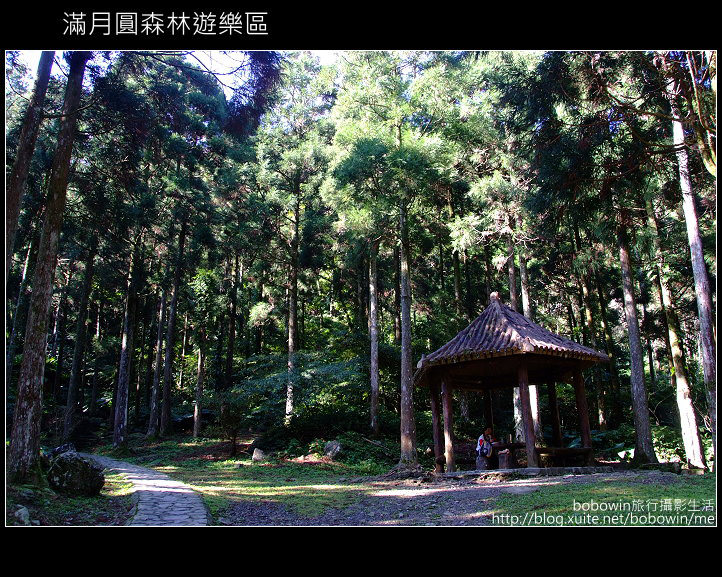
[
  {"left": 333, "top": 51, "right": 442, "bottom": 466},
  {"left": 664, "top": 81, "right": 717, "bottom": 458},
  {"left": 645, "top": 196, "right": 707, "bottom": 469},
  {"left": 617, "top": 208, "right": 657, "bottom": 464},
  {"left": 62, "top": 238, "right": 96, "bottom": 440},
  {"left": 113, "top": 237, "right": 142, "bottom": 447},
  {"left": 6, "top": 51, "right": 55, "bottom": 285},
  {"left": 146, "top": 288, "right": 167, "bottom": 437},
  {"left": 160, "top": 215, "right": 188, "bottom": 436},
  {"left": 254, "top": 53, "right": 330, "bottom": 424},
  {"left": 329, "top": 136, "right": 398, "bottom": 436},
  {"left": 8, "top": 51, "right": 91, "bottom": 482}
]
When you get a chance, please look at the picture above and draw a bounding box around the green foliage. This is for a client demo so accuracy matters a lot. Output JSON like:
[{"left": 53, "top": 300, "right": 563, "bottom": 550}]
[
  {"left": 213, "top": 391, "right": 246, "bottom": 449},
  {"left": 567, "top": 424, "right": 714, "bottom": 467},
  {"left": 234, "top": 351, "right": 372, "bottom": 447},
  {"left": 335, "top": 431, "right": 397, "bottom": 470},
  {"left": 6, "top": 50, "right": 716, "bottom": 490}
]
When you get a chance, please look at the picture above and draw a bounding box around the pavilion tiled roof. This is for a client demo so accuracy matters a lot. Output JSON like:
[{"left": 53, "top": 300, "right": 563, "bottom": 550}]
[{"left": 416, "top": 292, "right": 609, "bottom": 374}]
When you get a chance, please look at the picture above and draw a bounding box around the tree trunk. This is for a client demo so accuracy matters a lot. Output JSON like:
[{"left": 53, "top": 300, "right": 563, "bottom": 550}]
[
  {"left": 517, "top": 240, "right": 542, "bottom": 441},
  {"left": 458, "top": 391, "right": 470, "bottom": 422},
  {"left": 580, "top": 274, "right": 607, "bottom": 429},
  {"left": 452, "top": 249, "right": 463, "bottom": 319},
  {"left": 617, "top": 208, "right": 657, "bottom": 464},
  {"left": 573, "top": 224, "right": 608, "bottom": 430},
  {"left": 8, "top": 51, "right": 91, "bottom": 482},
  {"left": 668, "top": 91, "right": 716, "bottom": 460},
  {"left": 399, "top": 203, "right": 417, "bottom": 466},
  {"left": 640, "top": 298, "right": 656, "bottom": 388},
  {"left": 89, "top": 300, "right": 102, "bottom": 416},
  {"left": 442, "top": 379, "right": 455, "bottom": 472},
  {"left": 286, "top": 195, "right": 300, "bottom": 425},
  {"left": 134, "top": 294, "right": 152, "bottom": 422},
  {"left": 463, "top": 250, "right": 474, "bottom": 319},
  {"left": 225, "top": 252, "right": 239, "bottom": 389},
  {"left": 147, "top": 288, "right": 167, "bottom": 437},
  {"left": 483, "top": 244, "right": 493, "bottom": 304},
  {"left": 393, "top": 245, "right": 401, "bottom": 345},
  {"left": 594, "top": 268, "right": 622, "bottom": 427},
  {"left": 437, "top": 232, "right": 445, "bottom": 291},
  {"left": 6, "top": 51, "right": 55, "bottom": 285},
  {"left": 518, "top": 244, "right": 532, "bottom": 321},
  {"left": 113, "top": 241, "right": 140, "bottom": 447},
  {"left": 142, "top": 294, "right": 157, "bottom": 413},
  {"left": 506, "top": 218, "right": 519, "bottom": 312},
  {"left": 193, "top": 334, "right": 206, "bottom": 438},
  {"left": 356, "top": 251, "right": 368, "bottom": 331},
  {"left": 646, "top": 198, "right": 707, "bottom": 469},
  {"left": 160, "top": 216, "right": 187, "bottom": 436},
  {"left": 513, "top": 387, "right": 524, "bottom": 442},
  {"left": 178, "top": 311, "right": 189, "bottom": 392},
  {"left": 52, "top": 270, "right": 73, "bottom": 402},
  {"left": 63, "top": 241, "right": 96, "bottom": 440},
  {"left": 6, "top": 237, "right": 36, "bottom": 389},
  {"left": 369, "top": 240, "right": 380, "bottom": 436},
  {"left": 518, "top": 364, "right": 538, "bottom": 467},
  {"left": 506, "top": 221, "right": 525, "bottom": 442}
]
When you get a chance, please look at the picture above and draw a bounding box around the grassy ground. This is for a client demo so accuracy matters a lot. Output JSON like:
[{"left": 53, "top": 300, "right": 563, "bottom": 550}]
[
  {"left": 17, "top": 431, "right": 713, "bottom": 526},
  {"left": 95, "top": 432, "right": 378, "bottom": 522},
  {"left": 6, "top": 471, "right": 135, "bottom": 526},
  {"left": 490, "top": 472, "right": 716, "bottom": 526},
  {"left": 94, "top": 433, "right": 717, "bottom": 527}
]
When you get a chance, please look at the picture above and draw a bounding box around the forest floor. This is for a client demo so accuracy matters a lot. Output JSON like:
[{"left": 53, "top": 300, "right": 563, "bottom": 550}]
[
  {"left": 6, "top": 470, "right": 135, "bottom": 526},
  {"left": 7, "top": 433, "right": 715, "bottom": 526},
  {"left": 86, "top": 433, "right": 716, "bottom": 527}
]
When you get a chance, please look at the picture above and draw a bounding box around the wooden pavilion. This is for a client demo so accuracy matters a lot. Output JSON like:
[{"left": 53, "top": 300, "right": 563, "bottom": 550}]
[{"left": 414, "top": 292, "right": 609, "bottom": 472}]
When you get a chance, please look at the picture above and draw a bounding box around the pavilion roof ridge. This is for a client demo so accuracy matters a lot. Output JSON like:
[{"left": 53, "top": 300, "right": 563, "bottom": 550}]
[{"left": 417, "top": 291, "right": 609, "bottom": 370}]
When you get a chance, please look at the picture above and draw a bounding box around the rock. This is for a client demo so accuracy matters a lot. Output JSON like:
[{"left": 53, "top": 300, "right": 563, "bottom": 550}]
[
  {"left": 14, "top": 506, "right": 31, "bottom": 525},
  {"left": 324, "top": 440, "right": 342, "bottom": 459},
  {"left": 252, "top": 448, "right": 268, "bottom": 462},
  {"left": 47, "top": 451, "right": 105, "bottom": 496}
]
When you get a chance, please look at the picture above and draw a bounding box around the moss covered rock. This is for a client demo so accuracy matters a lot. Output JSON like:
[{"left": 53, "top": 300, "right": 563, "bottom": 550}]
[{"left": 47, "top": 451, "right": 105, "bottom": 496}]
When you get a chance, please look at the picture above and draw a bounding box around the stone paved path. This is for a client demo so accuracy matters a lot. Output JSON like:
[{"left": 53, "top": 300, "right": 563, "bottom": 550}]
[{"left": 80, "top": 453, "right": 209, "bottom": 526}]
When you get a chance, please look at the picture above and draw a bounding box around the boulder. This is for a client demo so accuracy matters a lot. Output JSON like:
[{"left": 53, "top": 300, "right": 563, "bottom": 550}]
[
  {"left": 13, "top": 505, "right": 31, "bottom": 525},
  {"left": 252, "top": 448, "right": 268, "bottom": 462},
  {"left": 324, "top": 440, "right": 342, "bottom": 459},
  {"left": 47, "top": 451, "right": 105, "bottom": 496}
]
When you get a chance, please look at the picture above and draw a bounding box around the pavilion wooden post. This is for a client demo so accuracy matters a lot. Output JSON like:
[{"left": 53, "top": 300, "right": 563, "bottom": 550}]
[
  {"left": 441, "top": 378, "right": 456, "bottom": 473},
  {"left": 547, "top": 381, "right": 563, "bottom": 447},
  {"left": 573, "top": 369, "right": 594, "bottom": 465},
  {"left": 518, "top": 364, "right": 539, "bottom": 467},
  {"left": 430, "top": 382, "right": 444, "bottom": 473}
]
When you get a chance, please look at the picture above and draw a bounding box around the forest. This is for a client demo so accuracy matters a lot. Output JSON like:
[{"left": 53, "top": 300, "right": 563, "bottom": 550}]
[{"left": 5, "top": 50, "right": 717, "bottom": 526}]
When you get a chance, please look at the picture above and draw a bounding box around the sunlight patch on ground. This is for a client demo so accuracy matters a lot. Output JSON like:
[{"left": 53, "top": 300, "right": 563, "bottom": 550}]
[{"left": 371, "top": 487, "right": 446, "bottom": 498}]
